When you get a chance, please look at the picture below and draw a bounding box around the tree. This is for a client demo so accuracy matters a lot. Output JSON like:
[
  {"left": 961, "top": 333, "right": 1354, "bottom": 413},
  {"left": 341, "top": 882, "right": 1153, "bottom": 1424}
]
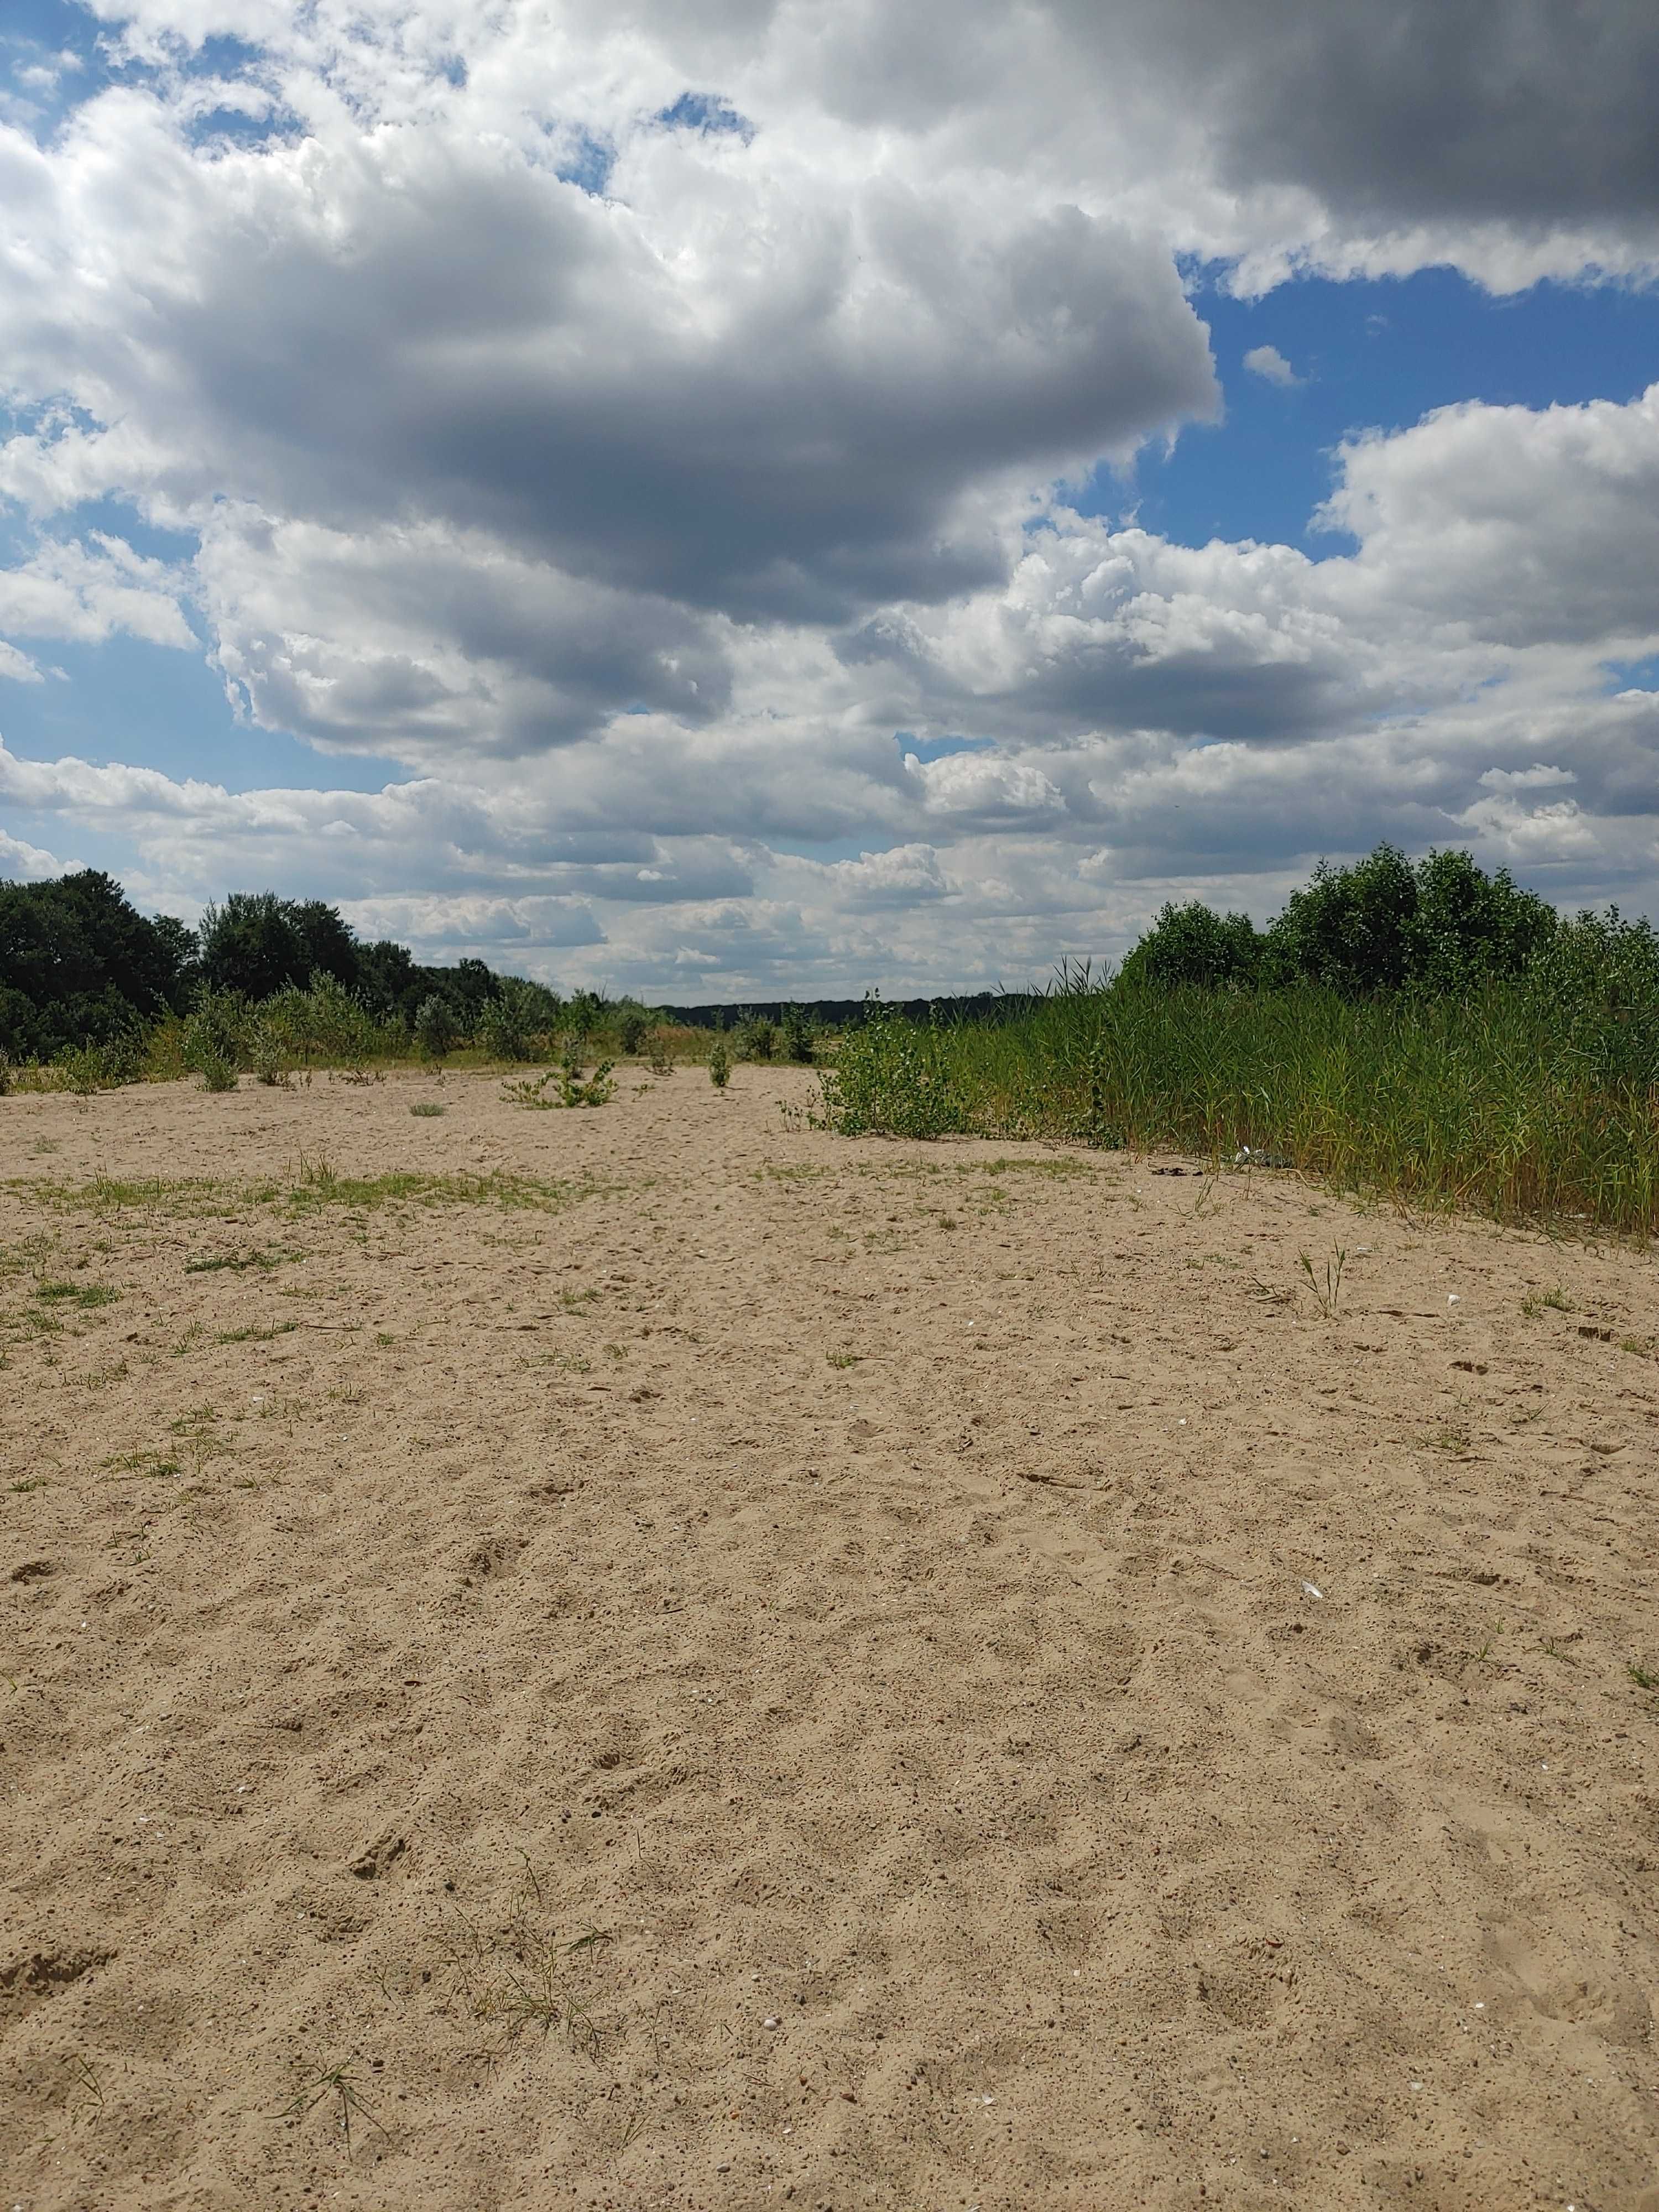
[
  {"left": 197, "top": 892, "right": 306, "bottom": 1001},
  {"left": 1118, "top": 901, "right": 1263, "bottom": 991},
  {"left": 1265, "top": 844, "right": 1418, "bottom": 994},
  {"left": 289, "top": 900, "right": 359, "bottom": 989},
  {"left": 0, "top": 870, "right": 186, "bottom": 1055}
]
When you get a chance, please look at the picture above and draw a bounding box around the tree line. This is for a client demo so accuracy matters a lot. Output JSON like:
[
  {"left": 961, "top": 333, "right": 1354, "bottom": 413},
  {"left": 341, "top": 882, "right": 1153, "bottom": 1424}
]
[{"left": 4, "top": 847, "right": 1657, "bottom": 1076}]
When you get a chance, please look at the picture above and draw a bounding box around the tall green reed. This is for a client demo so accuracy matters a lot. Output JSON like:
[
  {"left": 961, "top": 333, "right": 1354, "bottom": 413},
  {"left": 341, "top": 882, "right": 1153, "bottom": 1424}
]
[{"left": 812, "top": 986, "right": 1659, "bottom": 1235}]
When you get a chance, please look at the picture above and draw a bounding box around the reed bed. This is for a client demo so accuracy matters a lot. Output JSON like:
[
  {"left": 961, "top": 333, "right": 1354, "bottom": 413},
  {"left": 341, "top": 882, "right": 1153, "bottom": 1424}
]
[{"left": 815, "top": 985, "right": 1659, "bottom": 1236}]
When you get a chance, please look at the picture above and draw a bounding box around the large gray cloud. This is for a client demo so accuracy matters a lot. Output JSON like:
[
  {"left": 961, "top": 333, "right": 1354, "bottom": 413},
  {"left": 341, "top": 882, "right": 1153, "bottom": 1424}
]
[{"left": 2, "top": 1, "right": 1658, "bottom": 993}]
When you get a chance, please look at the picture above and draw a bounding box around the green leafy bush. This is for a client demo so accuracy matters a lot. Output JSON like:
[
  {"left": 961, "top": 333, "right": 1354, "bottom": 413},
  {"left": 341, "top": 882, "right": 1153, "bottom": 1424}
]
[
  {"left": 708, "top": 1039, "right": 731, "bottom": 1090},
  {"left": 737, "top": 1013, "right": 777, "bottom": 1061},
  {"left": 501, "top": 1055, "right": 617, "bottom": 1109},
  {"left": 810, "top": 998, "right": 970, "bottom": 1138},
  {"left": 414, "top": 995, "right": 458, "bottom": 1062},
  {"left": 781, "top": 1004, "right": 816, "bottom": 1064}
]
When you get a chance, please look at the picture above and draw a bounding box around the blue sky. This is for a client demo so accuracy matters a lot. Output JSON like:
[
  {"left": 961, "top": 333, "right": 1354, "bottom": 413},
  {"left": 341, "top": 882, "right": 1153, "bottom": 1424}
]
[{"left": 3, "top": 1, "right": 1658, "bottom": 994}]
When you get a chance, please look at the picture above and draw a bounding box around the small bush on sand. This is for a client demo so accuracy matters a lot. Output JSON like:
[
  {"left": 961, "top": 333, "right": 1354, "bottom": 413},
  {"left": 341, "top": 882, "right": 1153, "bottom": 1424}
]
[
  {"left": 781, "top": 1004, "right": 816, "bottom": 1065},
  {"left": 414, "top": 995, "right": 458, "bottom": 1063},
  {"left": 708, "top": 1039, "right": 731, "bottom": 1091},
  {"left": 502, "top": 1054, "right": 617, "bottom": 1109}
]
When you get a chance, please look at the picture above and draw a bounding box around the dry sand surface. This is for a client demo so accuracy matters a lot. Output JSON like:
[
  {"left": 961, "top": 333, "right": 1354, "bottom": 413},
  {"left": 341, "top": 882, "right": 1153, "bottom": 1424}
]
[{"left": 3, "top": 1065, "right": 1658, "bottom": 2212}]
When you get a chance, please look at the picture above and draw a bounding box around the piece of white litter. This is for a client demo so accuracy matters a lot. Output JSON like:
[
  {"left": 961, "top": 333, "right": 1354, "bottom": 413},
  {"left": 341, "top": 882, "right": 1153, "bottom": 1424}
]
[
  {"left": 1302, "top": 1582, "right": 1324, "bottom": 1600},
  {"left": 1448, "top": 1295, "right": 1460, "bottom": 1305},
  {"left": 980, "top": 2095, "right": 995, "bottom": 2106},
  {"left": 764, "top": 2016, "right": 780, "bottom": 2029}
]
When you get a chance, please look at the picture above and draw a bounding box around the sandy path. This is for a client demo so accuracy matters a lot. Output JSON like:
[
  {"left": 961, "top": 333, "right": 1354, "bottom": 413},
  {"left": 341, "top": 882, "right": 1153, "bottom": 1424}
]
[{"left": 2, "top": 1066, "right": 1657, "bottom": 2211}]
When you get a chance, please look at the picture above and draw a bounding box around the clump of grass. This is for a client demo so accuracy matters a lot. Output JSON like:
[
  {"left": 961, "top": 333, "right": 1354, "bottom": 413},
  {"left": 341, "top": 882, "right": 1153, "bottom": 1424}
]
[
  {"left": 185, "top": 1247, "right": 295, "bottom": 1274},
  {"left": 1297, "top": 1246, "right": 1347, "bottom": 1319},
  {"left": 429, "top": 1864, "right": 613, "bottom": 2063},
  {"left": 275, "top": 2061, "right": 389, "bottom": 2158},
  {"left": 826, "top": 1349, "right": 862, "bottom": 1369},
  {"left": 35, "top": 1280, "right": 119, "bottom": 1309},
  {"left": 409, "top": 1100, "right": 446, "bottom": 1119},
  {"left": 103, "top": 1448, "right": 182, "bottom": 1479}
]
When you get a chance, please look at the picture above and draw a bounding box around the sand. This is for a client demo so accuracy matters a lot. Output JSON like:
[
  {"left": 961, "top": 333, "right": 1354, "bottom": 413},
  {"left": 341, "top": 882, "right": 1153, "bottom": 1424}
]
[{"left": 2, "top": 1063, "right": 1657, "bottom": 2211}]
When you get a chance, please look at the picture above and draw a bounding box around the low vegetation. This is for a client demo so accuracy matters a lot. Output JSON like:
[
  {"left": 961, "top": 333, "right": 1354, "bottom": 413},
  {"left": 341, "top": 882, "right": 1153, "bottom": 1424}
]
[{"left": 812, "top": 849, "right": 1659, "bottom": 1237}]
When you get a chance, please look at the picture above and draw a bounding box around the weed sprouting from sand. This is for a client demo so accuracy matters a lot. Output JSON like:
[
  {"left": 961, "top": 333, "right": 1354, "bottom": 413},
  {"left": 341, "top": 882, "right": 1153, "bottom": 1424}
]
[
  {"left": 429, "top": 1867, "right": 616, "bottom": 2064},
  {"left": 826, "top": 1349, "right": 863, "bottom": 1369},
  {"left": 409, "top": 1100, "right": 446, "bottom": 1118},
  {"left": 275, "top": 2061, "right": 389, "bottom": 2158},
  {"left": 216, "top": 1321, "right": 299, "bottom": 1345},
  {"left": 707, "top": 1039, "right": 732, "bottom": 1090},
  {"left": 103, "top": 1448, "right": 182, "bottom": 1479},
  {"left": 1628, "top": 1661, "right": 1658, "bottom": 1693},
  {"left": 1297, "top": 1246, "right": 1347, "bottom": 1319},
  {"left": 67, "top": 2053, "right": 105, "bottom": 2125},
  {"left": 35, "top": 1280, "right": 118, "bottom": 1309},
  {"left": 185, "top": 1247, "right": 297, "bottom": 1274},
  {"left": 502, "top": 1056, "right": 617, "bottom": 1110}
]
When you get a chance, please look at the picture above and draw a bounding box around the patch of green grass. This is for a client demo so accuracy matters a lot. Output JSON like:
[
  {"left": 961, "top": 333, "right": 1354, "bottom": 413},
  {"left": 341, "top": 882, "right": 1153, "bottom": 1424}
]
[
  {"left": 826, "top": 1349, "right": 863, "bottom": 1369},
  {"left": 103, "top": 1449, "right": 182, "bottom": 1479},
  {"left": 14, "top": 1166, "right": 611, "bottom": 1220},
  {"left": 409, "top": 1101, "right": 446, "bottom": 1118},
  {"left": 216, "top": 1321, "right": 299, "bottom": 1345},
  {"left": 1627, "top": 1661, "right": 1658, "bottom": 1692},
  {"left": 10, "top": 1475, "right": 47, "bottom": 1493},
  {"left": 185, "top": 1248, "right": 296, "bottom": 1275},
  {"left": 35, "top": 1280, "right": 119, "bottom": 1309}
]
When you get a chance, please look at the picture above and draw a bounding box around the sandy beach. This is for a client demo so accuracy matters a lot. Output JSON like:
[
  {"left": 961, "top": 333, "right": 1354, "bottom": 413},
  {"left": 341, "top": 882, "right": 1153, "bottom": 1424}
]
[{"left": 3, "top": 1065, "right": 1657, "bottom": 2211}]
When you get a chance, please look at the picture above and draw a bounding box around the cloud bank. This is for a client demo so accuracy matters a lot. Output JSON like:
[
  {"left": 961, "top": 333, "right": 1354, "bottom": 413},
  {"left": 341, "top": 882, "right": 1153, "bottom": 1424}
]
[{"left": 1, "top": 0, "right": 1657, "bottom": 992}]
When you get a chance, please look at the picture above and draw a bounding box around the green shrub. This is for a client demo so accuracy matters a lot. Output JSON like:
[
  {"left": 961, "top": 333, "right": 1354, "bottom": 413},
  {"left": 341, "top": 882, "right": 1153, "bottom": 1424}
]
[
  {"left": 737, "top": 1013, "right": 777, "bottom": 1062},
  {"left": 617, "top": 1006, "right": 650, "bottom": 1055},
  {"left": 479, "top": 977, "right": 555, "bottom": 1063},
  {"left": 196, "top": 1050, "right": 239, "bottom": 1093},
  {"left": 708, "top": 1039, "right": 731, "bottom": 1090},
  {"left": 182, "top": 988, "right": 253, "bottom": 1087},
  {"left": 781, "top": 1004, "right": 816, "bottom": 1064},
  {"left": 501, "top": 1055, "right": 617, "bottom": 1109},
  {"left": 414, "top": 995, "right": 458, "bottom": 1063},
  {"left": 810, "top": 998, "right": 969, "bottom": 1138}
]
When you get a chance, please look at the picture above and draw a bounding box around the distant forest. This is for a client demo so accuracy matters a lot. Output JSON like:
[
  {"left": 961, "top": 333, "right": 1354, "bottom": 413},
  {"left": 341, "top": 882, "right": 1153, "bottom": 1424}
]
[{"left": 2, "top": 846, "right": 1656, "bottom": 1071}]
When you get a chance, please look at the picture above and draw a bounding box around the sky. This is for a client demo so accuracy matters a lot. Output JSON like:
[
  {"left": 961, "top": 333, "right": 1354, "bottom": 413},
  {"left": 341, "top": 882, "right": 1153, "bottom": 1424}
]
[{"left": 2, "top": 1, "right": 1657, "bottom": 998}]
